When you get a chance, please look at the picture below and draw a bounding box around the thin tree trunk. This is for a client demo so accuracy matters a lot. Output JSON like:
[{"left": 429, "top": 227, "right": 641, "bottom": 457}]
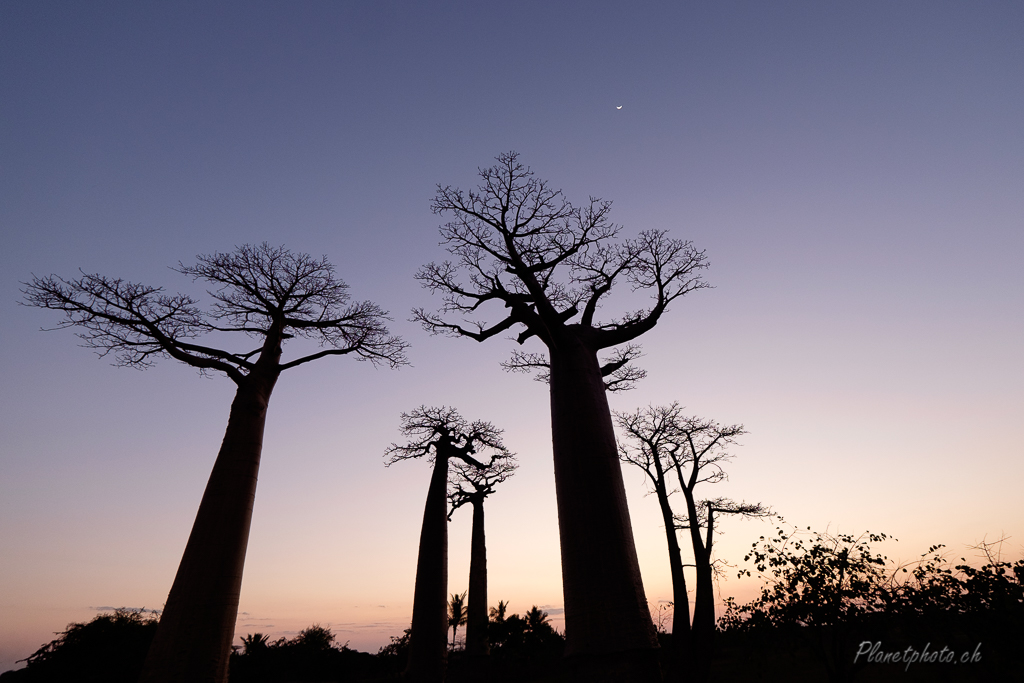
[
  {"left": 548, "top": 340, "right": 660, "bottom": 681},
  {"left": 465, "top": 498, "right": 489, "bottom": 658},
  {"left": 653, "top": 480, "right": 690, "bottom": 681},
  {"left": 404, "top": 451, "right": 450, "bottom": 683},
  {"left": 140, "top": 372, "right": 276, "bottom": 683},
  {"left": 685, "top": 502, "right": 714, "bottom": 683}
]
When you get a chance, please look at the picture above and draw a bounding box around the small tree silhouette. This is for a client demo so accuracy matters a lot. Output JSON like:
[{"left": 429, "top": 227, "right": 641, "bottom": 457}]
[
  {"left": 489, "top": 600, "right": 509, "bottom": 623},
  {"left": 448, "top": 451, "right": 518, "bottom": 657},
  {"left": 239, "top": 633, "right": 270, "bottom": 655},
  {"left": 22, "top": 244, "right": 408, "bottom": 683},
  {"left": 448, "top": 591, "right": 468, "bottom": 650},
  {"left": 386, "top": 406, "right": 511, "bottom": 683},
  {"left": 13, "top": 608, "right": 158, "bottom": 682}
]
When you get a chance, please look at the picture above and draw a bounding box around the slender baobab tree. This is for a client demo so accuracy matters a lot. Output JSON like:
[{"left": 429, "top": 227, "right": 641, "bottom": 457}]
[
  {"left": 618, "top": 404, "right": 771, "bottom": 683},
  {"left": 386, "top": 407, "right": 511, "bottom": 683},
  {"left": 448, "top": 452, "right": 518, "bottom": 658},
  {"left": 22, "top": 244, "right": 408, "bottom": 683},
  {"left": 616, "top": 406, "right": 693, "bottom": 681},
  {"left": 414, "top": 152, "right": 710, "bottom": 681}
]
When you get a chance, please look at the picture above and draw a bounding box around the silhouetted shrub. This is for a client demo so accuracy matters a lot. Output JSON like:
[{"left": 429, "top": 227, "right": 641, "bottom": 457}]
[
  {"left": 0, "top": 609, "right": 157, "bottom": 683},
  {"left": 720, "top": 527, "right": 1024, "bottom": 682},
  {"left": 228, "top": 624, "right": 380, "bottom": 682}
]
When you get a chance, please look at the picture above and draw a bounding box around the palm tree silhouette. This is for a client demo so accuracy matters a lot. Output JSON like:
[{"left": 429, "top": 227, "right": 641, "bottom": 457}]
[{"left": 448, "top": 591, "right": 468, "bottom": 650}]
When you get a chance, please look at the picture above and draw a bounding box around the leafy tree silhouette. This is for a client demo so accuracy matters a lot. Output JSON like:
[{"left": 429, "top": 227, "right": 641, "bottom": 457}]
[
  {"left": 448, "top": 591, "right": 468, "bottom": 650},
  {"left": 489, "top": 600, "right": 510, "bottom": 622},
  {"left": 229, "top": 623, "right": 380, "bottom": 682},
  {"left": 385, "top": 406, "right": 511, "bottom": 683},
  {"left": 448, "top": 450, "right": 518, "bottom": 658},
  {"left": 239, "top": 633, "right": 270, "bottom": 656},
  {"left": 722, "top": 526, "right": 895, "bottom": 683},
  {"left": 722, "top": 527, "right": 1024, "bottom": 681},
  {"left": 524, "top": 606, "right": 553, "bottom": 642},
  {"left": 1, "top": 608, "right": 157, "bottom": 683},
  {"left": 617, "top": 404, "right": 770, "bottom": 682},
  {"left": 415, "top": 152, "right": 709, "bottom": 681},
  {"left": 22, "top": 244, "right": 408, "bottom": 683}
]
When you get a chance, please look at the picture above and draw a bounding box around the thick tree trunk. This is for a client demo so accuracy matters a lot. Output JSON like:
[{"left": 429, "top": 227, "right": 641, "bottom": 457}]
[
  {"left": 548, "top": 340, "right": 660, "bottom": 681},
  {"left": 139, "top": 372, "right": 276, "bottom": 683},
  {"left": 653, "top": 483, "right": 690, "bottom": 682},
  {"left": 404, "top": 452, "right": 450, "bottom": 683},
  {"left": 465, "top": 498, "right": 489, "bottom": 658}
]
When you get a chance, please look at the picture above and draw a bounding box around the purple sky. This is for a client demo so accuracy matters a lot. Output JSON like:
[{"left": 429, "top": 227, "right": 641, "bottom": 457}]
[{"left": 2, "top": 1, "right": 1022, "bottom": 672}]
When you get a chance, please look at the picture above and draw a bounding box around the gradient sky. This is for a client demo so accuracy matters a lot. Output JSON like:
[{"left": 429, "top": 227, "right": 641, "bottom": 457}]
[{"left": 2, "top": 1, "right": 1022, "bottom": 672}]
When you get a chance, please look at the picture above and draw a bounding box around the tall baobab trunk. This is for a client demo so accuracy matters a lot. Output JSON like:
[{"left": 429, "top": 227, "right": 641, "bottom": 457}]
[
  {"left": 652, "top": 478, "right": 690, "bottom": 681},
  {"left": 465, "top": 498, "right": 489, "bottom": 658},
  {"left": 548, "top": 339, "right": 660, "bottom": 681},
  {"left": 685, "top": 500, "right": 715, "bottom": 683},
  {"left": 404, "top": 451, "right": 450, "bottom": 683},
  {"left": 139, "top": 369, "right": 278, "bottom": 683}
]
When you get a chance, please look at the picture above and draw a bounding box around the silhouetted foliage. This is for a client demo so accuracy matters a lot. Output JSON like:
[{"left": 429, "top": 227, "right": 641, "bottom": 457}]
[
  {"left": 0, "top": 609, "right": 157, "bottom": 683},
  {"left": 468, "top": 602, "right": 565, "bottom": 681},
  {"left": 376, "top": 628, "right": 412, "bottom": 672},
  {"left": 228, "top": 624, "right": 380, "bottom": 683},
  {"left": 721, "top": 526, "right": 1024, "bottom": 682},
  {"left": 448, "top": 591, "right": 468, "bottom": 650},
  {"left": 240, "top": 632, "right": 271, "bottom": 655}
]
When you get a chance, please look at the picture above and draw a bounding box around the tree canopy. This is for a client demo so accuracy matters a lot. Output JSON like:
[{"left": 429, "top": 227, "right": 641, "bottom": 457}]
[
  {"left": 414, "top": 151, "right": 709, "bottom": 357},
  {"left": 23, "top": 242, "right": 408, "bottom": 383}
]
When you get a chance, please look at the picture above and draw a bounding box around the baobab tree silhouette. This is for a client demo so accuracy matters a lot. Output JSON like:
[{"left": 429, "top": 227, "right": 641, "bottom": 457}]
[
  {"left": 448, "top": 451, "right": 518, "bottom": 658},
  {"left": 386, "top": 406, "right": 512, "bottom": 683},
  {"left": 414, "top": 152, "right": 710, "bottom": 681},
  {"left": 617, "top": 404, "right": 770, "bottom": 683},
  {"left": 22, "top": 243, "right": 408, "bottom": 683}
]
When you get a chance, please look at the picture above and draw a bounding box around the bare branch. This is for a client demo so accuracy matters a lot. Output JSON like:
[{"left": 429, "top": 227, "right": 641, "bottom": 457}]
[
  {"left": 503, "top": 343, "right": 645, "bottom": 392},
  {"left": 417, "top": 153, "right": 710, "bottom": 356},
  {"left": 591, "top": 231, "right": 711, "bottom": 349},
  {"left": 22, "top": 243, "right": 408, "bottom": 384},
  {"left": 385, "top": 406, "right": 512, "bottom": 469},
  {"left": 412, "top": 307, "right": 520, "bottom": 342},
  {"left": 21, "top": 272, "right": 247, "bottom": 382},
  {"left": 447, "top": 453, "right": 519, "bottom": 517},
  {"left": 599, "top": 344, "right": 647, "bottom": 392}
]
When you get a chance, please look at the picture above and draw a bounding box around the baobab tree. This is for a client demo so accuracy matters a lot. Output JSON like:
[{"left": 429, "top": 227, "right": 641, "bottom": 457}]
[
  {"left": 22, "top": 244, "right": 408, "bottom": 683},
  {"left": 414, "top": 152, "right": 709, "bottom": 680},
  {"left": 385, "top": 407, "right": 511, "bottom": 683},
  {"left": 448, "top": 452, "right": 518, "bottom": 658},
  {"left": 615, "top": 406, "right": 693, "bottom": 682},
  {"left": 617, "top": 404, "right": 771, "bottom": 683}
]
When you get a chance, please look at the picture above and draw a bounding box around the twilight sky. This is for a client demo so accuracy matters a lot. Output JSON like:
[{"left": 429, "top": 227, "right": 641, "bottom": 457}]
[{"left": 2, "top": 1, "right": 1022, "bottom": 672}]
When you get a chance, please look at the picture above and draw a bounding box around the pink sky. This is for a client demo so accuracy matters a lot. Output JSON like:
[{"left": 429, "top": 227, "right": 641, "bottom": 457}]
[{"left": 2, "top": 1, "right": 1022, "bottom": 673}]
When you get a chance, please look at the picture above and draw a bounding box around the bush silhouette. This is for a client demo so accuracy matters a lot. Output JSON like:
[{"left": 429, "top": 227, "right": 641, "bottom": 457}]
[{"left": 0, "top": 609, "right": 157, "bottom": 683}]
